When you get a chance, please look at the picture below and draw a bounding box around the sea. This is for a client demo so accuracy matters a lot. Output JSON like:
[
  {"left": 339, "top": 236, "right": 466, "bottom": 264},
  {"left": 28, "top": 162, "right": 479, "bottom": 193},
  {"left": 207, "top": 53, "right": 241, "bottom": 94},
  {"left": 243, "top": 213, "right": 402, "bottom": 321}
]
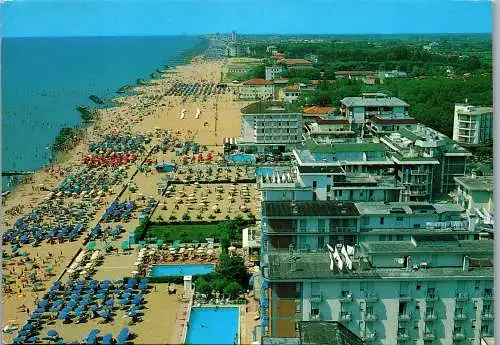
[{"left": 1, "top": 35, "right": 207, "bottom": 191}]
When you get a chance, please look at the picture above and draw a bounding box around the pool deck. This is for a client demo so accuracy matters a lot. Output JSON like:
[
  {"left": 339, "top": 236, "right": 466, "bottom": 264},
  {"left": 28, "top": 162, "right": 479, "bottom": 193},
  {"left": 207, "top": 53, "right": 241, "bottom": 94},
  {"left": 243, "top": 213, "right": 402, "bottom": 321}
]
[{"left": 181, "top": 303, "right": 254, "bottom": 345}]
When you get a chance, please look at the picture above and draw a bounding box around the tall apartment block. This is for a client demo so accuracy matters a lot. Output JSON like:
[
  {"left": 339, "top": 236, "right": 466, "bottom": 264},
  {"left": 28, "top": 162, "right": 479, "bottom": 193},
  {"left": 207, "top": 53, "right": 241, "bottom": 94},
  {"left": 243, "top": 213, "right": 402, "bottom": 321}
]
[
  {"left": 452, "top": 104, "right": 493, "bottom": 146},
  {"left": 238, "top": 101, "right": 303, "bottom": 154},
  {"left": 258, "top": 200, "right": 494, "bottom": 345}
]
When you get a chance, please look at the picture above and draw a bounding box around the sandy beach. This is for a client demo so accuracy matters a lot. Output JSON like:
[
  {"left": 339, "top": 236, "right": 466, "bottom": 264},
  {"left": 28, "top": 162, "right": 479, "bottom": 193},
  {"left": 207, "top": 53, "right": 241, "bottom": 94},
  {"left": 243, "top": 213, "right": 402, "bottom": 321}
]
[{"left": 2, "top": 56, "right": 259, "bottom": 344}]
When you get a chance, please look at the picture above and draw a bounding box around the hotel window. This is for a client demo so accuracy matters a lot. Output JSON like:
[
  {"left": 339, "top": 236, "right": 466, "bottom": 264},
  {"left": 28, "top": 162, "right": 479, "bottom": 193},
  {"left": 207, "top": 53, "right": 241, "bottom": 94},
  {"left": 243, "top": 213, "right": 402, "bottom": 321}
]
[
  {"left": 318, "top": 219, "right": 326, "bottom": 232},
  {"left": 380, "top": 217, "right": 384, "bottom": 225},
  {"left": 299, "top": 219, "right": 307, "bottom": 232},
  {"left": 396, "top": 217, "right": 403, "bottom": 221}
]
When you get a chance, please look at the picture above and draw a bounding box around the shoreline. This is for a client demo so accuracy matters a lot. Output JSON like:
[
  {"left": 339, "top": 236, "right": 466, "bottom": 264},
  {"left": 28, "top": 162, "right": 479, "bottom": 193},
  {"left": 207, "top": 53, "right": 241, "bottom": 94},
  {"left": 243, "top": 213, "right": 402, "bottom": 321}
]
[
  {"left": 2, "top": 47, "right": 258, "bottom": 344},
  {"left": 2, "top": 36, "right": 210, "bottom": 195}
]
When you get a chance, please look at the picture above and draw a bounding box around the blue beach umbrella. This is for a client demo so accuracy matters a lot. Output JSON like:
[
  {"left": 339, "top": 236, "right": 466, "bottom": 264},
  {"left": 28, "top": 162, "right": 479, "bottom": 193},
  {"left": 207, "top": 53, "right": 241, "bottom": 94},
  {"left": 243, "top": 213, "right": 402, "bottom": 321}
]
[
  {"left": 47, "top": 330, "right": 58, "bottom": 338},
  {"left": 99, "top": 311, "right": 111, "bottom": 318},
  {"left": 102, "top": 334, "right": 113, "bottom": 345}
]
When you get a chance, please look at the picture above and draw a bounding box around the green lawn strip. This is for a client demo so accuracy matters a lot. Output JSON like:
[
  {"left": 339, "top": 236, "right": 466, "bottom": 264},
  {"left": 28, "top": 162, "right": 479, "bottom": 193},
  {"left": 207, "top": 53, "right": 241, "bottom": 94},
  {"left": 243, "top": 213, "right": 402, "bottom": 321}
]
[{"left": 146, "top": 223, "right": 221, "bottom": 243}]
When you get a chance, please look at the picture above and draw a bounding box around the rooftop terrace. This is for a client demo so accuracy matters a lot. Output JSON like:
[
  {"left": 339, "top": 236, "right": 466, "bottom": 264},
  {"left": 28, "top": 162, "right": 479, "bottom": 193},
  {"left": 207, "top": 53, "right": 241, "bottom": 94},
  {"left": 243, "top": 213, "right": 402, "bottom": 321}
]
[
  {"left": 361, "top": 239, "right": 493, "bottom": 254},
  {"left": 355, "top": 202, "right": 463, "bottom": 216},
  {"left": 262, "top": 200, "right": 359, "bottom": 217},
  {"left": 341, "top": 96, "right": 408, "bottom": 108},
  {"left": 241, "top": 101, "right": 301, "bottom": 115},
  {"left": 454, "top": 176, "right": 494, "bottom": 192},
  {"left": 263, "top": 251, "right": 493, "bottom": 280}
]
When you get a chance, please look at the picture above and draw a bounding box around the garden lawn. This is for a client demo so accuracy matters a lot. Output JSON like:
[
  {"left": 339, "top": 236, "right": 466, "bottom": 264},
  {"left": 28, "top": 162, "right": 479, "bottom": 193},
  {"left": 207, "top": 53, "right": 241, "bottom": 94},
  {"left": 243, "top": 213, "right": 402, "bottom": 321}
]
[{"left": 146, "top": 223, "right": 222, "bottom": 243}]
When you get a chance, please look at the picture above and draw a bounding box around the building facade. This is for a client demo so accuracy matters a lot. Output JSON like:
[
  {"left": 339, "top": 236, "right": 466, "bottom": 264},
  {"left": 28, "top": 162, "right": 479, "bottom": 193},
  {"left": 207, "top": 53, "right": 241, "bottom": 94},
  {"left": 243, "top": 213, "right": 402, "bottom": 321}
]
[
  {"left": 452, "top": 105, "right": 493, "bottom": 146},
  {"left": 259, "top": 200, "right": 494, "bottom": 345},
  {"left": 381, "top": 127, "right": 472, "bottom": 199},
  {"left": 266, "top": 66, "right": 284, "bottom": 81},
  {"left": 340, "top": 93, "right": 409, "bottom": 135},
  {"left": 238, "top": 101, "right": 303, "bottom": 154},
  {"left": 453, "top": 176, "right": 494, "bottom": 213},
  {"left": 239, "top": 79, "right": 274, "bottom": 100}
]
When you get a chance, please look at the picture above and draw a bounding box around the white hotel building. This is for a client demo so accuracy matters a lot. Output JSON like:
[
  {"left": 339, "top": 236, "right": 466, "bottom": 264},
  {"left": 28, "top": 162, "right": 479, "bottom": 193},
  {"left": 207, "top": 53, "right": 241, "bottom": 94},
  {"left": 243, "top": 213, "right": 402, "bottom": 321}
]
[
  {"left": 259, "top": 200, "right": 494, "bottom": 345},
  {"left": 452, "top": 104, "right": 493, "bottom": 146},
  {"left": 237, "top": 101, "right": 303, "bottom": 154}
]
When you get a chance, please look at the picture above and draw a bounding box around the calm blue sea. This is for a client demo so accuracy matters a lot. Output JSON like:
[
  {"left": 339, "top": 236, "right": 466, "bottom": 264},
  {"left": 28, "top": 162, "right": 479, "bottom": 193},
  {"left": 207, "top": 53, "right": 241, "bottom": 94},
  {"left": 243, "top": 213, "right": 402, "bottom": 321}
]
[{"left": 1, "top": 36, "right": 206, "bottom": 191}]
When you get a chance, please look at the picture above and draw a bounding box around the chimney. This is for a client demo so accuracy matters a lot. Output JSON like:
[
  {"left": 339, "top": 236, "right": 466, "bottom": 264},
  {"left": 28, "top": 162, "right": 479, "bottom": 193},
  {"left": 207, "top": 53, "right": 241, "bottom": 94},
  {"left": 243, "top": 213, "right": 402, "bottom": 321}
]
[{"left": 463, "top": 255, "right": 470, "bottom": 272}]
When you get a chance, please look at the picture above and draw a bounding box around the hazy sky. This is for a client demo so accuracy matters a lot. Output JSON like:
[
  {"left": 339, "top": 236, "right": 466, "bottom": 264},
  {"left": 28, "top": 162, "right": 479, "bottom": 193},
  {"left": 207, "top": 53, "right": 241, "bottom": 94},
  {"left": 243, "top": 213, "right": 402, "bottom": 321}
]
[{"left": 1, "top": 0, "right": 493, "bottom": 37}]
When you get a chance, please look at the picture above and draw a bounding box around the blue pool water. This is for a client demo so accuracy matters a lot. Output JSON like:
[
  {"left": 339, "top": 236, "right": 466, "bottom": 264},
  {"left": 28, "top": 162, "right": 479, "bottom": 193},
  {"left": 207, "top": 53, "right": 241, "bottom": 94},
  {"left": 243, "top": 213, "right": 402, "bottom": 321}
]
[
  {"left": 255, "top": 167, "right": 275, "bottom": 176},
  {"left": 226, "top": 153, "right": 255, "bottom": 164},
  {"left": 186, "top": 307, "right": 239, "bottom": 344},
  {"left": 149, "top": 264, "right": 215, "bottom": 277}
]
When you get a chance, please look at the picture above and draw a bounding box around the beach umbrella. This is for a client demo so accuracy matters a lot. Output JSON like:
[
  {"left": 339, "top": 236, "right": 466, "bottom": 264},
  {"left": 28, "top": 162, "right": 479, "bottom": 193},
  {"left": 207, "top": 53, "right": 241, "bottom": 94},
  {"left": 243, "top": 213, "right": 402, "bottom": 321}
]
[
  {"left": 99, "top": 311, "right": 111, "bottom": 318},
  {"left": 47, "top": 330, "right": 58, "bottom": 338},
  {"left": 131, "top": 270, "right": 139, "bottom": 275}
]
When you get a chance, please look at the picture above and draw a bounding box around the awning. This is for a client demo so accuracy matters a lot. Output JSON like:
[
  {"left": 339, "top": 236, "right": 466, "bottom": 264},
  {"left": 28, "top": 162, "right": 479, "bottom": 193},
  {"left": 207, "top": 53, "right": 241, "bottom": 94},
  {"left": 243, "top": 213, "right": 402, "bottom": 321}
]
[{"left": 223, "top": 137, "right": 238, "bottom": 146}]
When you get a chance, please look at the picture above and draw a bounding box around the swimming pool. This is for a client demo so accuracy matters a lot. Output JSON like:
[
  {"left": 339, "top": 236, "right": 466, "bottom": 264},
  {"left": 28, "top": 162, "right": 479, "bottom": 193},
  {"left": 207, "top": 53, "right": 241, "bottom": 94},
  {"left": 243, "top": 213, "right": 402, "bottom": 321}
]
[
  {"left": 149, "top": 264, "right": 215, "bottom": 277},
  {"left": 255, "top": 167, "right": 275, "bottom": 176},
  {"left": 185, "top": 307, "right": 239, "bottom": 344},
  {"left": 226, "top": 153, "right": 255, "bottom": 164}
]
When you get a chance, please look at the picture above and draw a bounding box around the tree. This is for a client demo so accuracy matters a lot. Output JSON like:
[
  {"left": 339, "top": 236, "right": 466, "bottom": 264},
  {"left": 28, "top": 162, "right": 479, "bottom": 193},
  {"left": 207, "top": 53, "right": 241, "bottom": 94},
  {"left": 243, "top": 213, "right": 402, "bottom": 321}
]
[
  {"left": 195, "top": 277, "right": 212, "bottom": 295},
  {"left": 223, "top": 281, "right": 242, "bottom": 298},
  {"left": 218, "top": 254, "right": 249, "bottom": 288}
]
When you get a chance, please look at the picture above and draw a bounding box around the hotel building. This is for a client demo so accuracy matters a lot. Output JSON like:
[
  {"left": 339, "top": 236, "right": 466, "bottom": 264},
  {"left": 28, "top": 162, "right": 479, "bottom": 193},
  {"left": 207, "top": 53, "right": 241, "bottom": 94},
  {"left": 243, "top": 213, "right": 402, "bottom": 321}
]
[
  {"left": 452, "top": 104, "right": 493, "bottom": 146},
  {"left": 237, "top": 101, "right": 303, "bottom": 154},
  {"left": 259, "top": 200, "right": 494, "bottom": 345}
]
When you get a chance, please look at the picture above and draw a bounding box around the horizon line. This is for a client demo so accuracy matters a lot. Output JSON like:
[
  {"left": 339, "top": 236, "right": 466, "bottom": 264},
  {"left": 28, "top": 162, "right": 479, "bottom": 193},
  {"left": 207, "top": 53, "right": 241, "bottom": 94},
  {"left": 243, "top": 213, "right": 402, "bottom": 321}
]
[{"left": 3, "top": 32, "right": 493, "bottom": 39}]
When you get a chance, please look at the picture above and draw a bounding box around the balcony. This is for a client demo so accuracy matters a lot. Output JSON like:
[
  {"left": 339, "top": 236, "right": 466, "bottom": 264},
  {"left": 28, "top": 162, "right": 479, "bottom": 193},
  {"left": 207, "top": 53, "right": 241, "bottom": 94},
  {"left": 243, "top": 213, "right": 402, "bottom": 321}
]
[
  {"left": 425, "top": 293, "right": 438, "bottom": 302},
  {"left": 364, "top": 313, "right": 377, "bottom": 322},
  {"left": 310, "top": 293, "right": 322, "bottom": 303},
  {"left": 398, "top": 313, "right": 412, "bottom": 322},
  {"left": 423, "top": 313, "right": 437, "bottom": 321},
  {"left": 310, "top": 314, "right": 321, "bottom": 321},
  {"left": 481, "top": 313, "right": 494, "bottom": 321},
  {"left": 397, "top": 333, "right": 410, "bottom": 341},
  {"left": 454, "top": 313, "right": 468, "bottom": 321},
  {"left": 339, "top": 294, "right": 353, "bottom": 303},
  {"left": 455, "top": 292, "right": 469, "bottom": 301},
  {"left": 339, "top": 312, "right": 352, "bottom": 323},
  {"left": 365, "top": 292, "right": 379, "bottom": 303},
  {"left": 399, "top": 294, "right": 413, "bottom": 301},
  {"left": 364, "top": 332, "right": 377, "bottom": 342},
  {"left": 453, "top": 332, "right": 465, "bottom": 340},
  {"left": 483, "top": 291, "right": 494, "bottom": 300},
  {"left": 423, "top": 332, "right": 436, "bottom": 341}
]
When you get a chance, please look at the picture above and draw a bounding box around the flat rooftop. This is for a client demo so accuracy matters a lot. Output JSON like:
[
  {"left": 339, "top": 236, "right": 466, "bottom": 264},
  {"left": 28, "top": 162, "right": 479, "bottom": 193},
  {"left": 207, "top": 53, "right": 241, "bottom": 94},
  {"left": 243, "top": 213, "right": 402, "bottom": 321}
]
[
  {"left": 241, "top": 101, "right": 301, "bottom": 115},
  {"left": 264, "top": 252, "right": 493, "bottom": 280},
  {"left": 456, "top": 105, "right": 493, "bottom": 115},
  {"left": 262, "top": 200, "right": 360, "bottom": 217},
  {"left": 361, "top": 239, "right": 493, "bottom": 254},
  {"left": 454, "top": 176, "right": 494, "bottom": 192},
  {"left": 341, "top": 96, "right": 408, "bottom": 107},
  {"left": 355, "top": 202, "right": 462, "bottom": 216},
  {"left": 306, "top": 142, "right": 387, "bottom": 153}
]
